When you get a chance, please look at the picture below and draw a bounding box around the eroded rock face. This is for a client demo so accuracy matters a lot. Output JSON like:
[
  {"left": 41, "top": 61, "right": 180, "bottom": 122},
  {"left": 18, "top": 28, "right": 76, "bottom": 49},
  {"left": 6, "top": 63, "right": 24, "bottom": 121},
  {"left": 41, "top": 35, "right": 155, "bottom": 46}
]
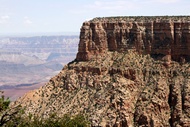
[
  {"left": 14, "top": 51, "right": 190, "bottom": 127},
  {"left": 13, "top": 16, "right": 190, "bottom": 127},
  {"left": 77, "top": 16, "right": 190, "bottom": 62}
]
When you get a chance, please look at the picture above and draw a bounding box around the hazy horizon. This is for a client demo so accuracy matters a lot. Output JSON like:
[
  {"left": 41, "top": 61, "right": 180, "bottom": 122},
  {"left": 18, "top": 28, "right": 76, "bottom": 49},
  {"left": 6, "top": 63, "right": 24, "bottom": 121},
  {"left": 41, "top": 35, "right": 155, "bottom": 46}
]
[
  {"left": 0, "top": 0, "right": 189, "bottom": 35},
  {"left": 0, "top": 31, "right": 80, "bottom": 38}
]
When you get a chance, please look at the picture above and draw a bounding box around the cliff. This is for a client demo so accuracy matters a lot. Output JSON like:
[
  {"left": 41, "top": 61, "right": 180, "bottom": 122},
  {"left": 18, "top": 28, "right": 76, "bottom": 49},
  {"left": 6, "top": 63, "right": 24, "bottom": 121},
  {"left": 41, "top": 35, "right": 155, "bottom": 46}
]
[
  {"left": 13, "top": 16, "right": 190, "bottom": 127},
  {"left": 77, "top": 16, "right": 190, "bottom": 63}
]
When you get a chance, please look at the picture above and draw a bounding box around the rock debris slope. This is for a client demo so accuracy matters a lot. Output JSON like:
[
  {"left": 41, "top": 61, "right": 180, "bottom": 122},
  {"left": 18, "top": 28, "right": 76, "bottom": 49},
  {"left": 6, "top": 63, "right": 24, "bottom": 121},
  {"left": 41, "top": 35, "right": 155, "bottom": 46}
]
[{"left": 14, "top": 16, "right": 190, "bottom": 127}]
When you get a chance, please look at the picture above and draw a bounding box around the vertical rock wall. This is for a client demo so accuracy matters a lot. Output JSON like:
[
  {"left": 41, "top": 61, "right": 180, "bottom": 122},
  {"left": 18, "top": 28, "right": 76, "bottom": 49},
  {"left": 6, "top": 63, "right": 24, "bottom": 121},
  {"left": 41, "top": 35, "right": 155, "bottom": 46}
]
[{"left": 76, "top": 17, "right": 190, "bottom": 62}]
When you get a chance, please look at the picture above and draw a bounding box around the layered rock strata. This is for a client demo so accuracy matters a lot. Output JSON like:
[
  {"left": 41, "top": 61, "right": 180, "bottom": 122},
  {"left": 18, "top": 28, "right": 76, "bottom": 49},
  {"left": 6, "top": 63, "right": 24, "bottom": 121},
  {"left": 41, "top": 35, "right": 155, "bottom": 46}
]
[
  {"left": 77, "top": 16, "right": 190, "bottom": 62},
  {"left": 13, "top": 16, "right": 190, "bottom": 127}
]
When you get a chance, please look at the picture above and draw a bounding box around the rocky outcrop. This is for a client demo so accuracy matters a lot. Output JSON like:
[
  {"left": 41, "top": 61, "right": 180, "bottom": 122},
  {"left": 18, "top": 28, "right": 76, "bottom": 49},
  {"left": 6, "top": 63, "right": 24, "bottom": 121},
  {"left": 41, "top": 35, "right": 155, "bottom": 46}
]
[
  {"left": 13, "top": 16, "right": 190, "bottom": 127},
  {"left": 14, "top": 51, "right": 190, "bottom": 127},
  {"left": 77, "top": 16, "right": 190, "bottom": 62}
]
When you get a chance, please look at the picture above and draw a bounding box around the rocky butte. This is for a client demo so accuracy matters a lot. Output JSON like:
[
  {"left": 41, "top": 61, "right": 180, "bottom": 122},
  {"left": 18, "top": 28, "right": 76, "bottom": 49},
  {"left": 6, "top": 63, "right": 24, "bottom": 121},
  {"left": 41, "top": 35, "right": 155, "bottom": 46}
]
[
  {"left": 13, "top": 16, "right": 190, "bottom": 127},
  {"left": 77, "top": 16, "right": 190, "bottom": 63}
]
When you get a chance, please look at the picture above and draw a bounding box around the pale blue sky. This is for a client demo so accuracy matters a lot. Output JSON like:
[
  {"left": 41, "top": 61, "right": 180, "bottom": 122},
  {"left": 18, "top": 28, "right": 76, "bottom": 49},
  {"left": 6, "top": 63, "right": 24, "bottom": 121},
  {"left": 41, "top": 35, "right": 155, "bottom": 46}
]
[{"left": 0, "top": 0, "right": 189, "bottom": 35}]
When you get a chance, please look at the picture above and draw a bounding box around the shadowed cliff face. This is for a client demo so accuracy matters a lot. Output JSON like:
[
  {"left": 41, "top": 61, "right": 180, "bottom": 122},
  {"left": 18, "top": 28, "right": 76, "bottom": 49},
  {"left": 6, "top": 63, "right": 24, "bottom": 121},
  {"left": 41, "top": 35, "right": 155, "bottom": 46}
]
[
  {"left": 13, "top": 16, "right": 190, "bottom": 127},
  {"left": 77, "top": 16, "right": 190, "bottom": 63}
]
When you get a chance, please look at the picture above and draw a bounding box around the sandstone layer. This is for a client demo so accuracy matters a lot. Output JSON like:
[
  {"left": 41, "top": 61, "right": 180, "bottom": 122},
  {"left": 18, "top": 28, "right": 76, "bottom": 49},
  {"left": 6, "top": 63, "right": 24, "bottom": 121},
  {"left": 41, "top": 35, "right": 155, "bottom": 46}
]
[
  {"left": 13, "top": 16, "right": 190, "bottom": 127},
  {"left": 77, "top": 16, "right": 190, "bottom": 63}
]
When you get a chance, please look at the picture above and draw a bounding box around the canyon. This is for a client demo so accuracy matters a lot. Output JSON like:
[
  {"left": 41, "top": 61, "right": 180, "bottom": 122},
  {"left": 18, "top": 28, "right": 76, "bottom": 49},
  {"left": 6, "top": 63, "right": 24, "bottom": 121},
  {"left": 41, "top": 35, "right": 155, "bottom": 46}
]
[
  {"left": 0, "top": 35, "right": 78, "bottom": 100},
  {"left": 13, "top": 16, "right": 190, "bottom": 126}
]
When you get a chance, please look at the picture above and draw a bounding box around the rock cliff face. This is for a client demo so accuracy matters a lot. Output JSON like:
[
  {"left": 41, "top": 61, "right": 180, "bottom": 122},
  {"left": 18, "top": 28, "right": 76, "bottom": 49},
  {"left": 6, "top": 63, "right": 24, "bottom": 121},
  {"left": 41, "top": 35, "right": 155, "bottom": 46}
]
[
  {"left": 77, "top": 16, "right": 190, "bottom": 63},
  {"left": 13, "top": 16, "right": 190, "bottom": 127}
]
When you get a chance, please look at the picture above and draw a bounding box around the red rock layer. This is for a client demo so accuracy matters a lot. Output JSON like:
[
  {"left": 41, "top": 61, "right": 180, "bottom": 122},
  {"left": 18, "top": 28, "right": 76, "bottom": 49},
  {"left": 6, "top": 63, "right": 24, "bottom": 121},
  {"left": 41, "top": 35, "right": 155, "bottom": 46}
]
[{"left": 76, "top": 16, "right": 190, "bottom": 62}]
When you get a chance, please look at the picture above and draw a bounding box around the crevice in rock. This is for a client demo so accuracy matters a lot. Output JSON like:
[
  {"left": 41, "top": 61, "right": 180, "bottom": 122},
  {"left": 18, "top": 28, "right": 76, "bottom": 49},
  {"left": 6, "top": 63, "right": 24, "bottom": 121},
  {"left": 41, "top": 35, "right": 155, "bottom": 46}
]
[
  {"left": 181, "top": 82, "right": 185, "bottom": 112},
  {"left": 168, "top": 83, "right": 173, "bottom": 127}
]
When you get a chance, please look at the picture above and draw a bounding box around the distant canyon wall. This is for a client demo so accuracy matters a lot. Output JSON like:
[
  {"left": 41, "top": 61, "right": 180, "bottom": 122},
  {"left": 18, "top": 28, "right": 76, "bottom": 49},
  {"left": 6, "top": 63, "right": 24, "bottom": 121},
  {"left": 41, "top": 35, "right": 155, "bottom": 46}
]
[{"left": 76, "top": 16, "right": 190, "bottom": 62}]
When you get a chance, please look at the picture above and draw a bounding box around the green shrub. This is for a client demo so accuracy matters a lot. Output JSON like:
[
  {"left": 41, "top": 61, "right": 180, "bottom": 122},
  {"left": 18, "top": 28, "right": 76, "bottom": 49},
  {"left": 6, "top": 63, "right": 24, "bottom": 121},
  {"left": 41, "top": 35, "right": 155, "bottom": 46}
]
[
  {"left": 0, "top": 91, "right": 90, "bottom": 127},
  {"left": 0, "top": 91, "right": 10, "bottom": 112},
  {"left": 5, "top": 112, "right": 90, "bottom": 127}
]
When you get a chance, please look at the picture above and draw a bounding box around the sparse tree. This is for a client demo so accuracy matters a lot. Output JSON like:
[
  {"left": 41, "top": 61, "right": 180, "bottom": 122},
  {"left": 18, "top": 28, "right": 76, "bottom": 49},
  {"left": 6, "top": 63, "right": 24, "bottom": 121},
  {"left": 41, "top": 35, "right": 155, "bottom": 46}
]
[{"left": 0, "top": 91, "right": 22, "bottom": 126}]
